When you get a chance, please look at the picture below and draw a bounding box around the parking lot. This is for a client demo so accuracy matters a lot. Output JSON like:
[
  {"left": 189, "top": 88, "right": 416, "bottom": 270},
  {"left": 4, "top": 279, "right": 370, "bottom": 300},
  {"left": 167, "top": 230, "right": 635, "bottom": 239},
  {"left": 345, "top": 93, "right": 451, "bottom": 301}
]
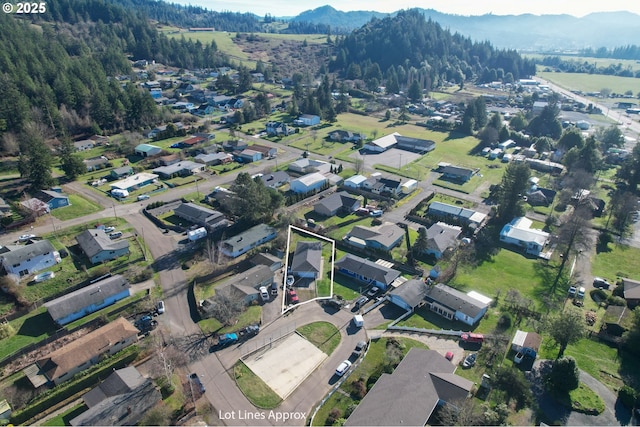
[{"left": 350, "top": 147, "right": 423, "bottom": 170}]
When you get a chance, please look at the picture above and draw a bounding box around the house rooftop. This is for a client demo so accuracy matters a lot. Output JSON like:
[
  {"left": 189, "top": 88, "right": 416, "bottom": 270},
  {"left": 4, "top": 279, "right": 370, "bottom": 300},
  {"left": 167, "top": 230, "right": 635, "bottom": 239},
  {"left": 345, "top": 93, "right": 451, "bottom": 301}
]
[
  {"left": 0, "top": 240, "right": 56, "bottom": 267},
  {"left": 335, "top": 254, "right": 401, "bottom": 286},
  {"left": 110, "top": 173, "right": 158, "bottom": 191},
  {"left": 221, "top": 224, "right": 276, "bottom": 253},
  {"left": 76, "top": 229, "right": 129, "bottom": 260},
  {"left": 174, "top": 202, "right": 224, "bottom": 225},
  {"left": 425, "top": 283, "right": 489, "bottom": 319},
  {"left": 390, "top": 279, "right": 429, "bottom": 309},
  {"left": 82, "top": 366, "right": 145, "bottom": 408},
  {"left": 290, "top": 241, "right": 322, "bottom": 274}
]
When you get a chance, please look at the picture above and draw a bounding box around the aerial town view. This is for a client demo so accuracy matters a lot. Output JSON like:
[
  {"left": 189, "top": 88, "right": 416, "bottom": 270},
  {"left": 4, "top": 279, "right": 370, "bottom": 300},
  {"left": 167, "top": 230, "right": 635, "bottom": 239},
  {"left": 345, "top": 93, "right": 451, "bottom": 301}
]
[{"left": 2, "top": 0, "right": 640, "bottom": 425}]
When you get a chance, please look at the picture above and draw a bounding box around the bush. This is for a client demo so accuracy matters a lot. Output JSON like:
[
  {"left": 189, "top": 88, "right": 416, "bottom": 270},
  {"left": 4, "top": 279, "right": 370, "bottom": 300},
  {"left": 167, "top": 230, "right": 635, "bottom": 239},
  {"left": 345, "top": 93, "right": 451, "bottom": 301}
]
[
  {"left": 607, "top": 295, "right": 627, "bottom": 307},
  {"left": 590, "top": 288, "right": 607, "bottom": 302},
  {"left": 496, "top": 313, "right": 512, "bottom": 330},
  {"left": 326, "top": 408, "right": 342, "bottom": 426},
  {"left": 548, "top": 356, "right": 580, "bottom": 392},
  {"left": 351, "top": 379, "right": 367, "bottom": 399},
  {"left": 619, "top": 385, "right": 637, "bottom": 408}
]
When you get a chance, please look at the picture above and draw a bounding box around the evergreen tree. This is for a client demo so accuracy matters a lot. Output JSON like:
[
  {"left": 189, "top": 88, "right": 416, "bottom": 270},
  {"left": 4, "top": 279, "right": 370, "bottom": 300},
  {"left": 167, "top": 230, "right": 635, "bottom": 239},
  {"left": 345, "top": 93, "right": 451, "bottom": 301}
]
[
  {"left": 408, "top": 80, "right": 422, "bottom": 102},
  {"left": 496, "top": 162, "right": 531, "bottom": 222},
  {"left": 59, "top": 139, "right": 86, "bottom": 180},
  {"left": 18, "top": 126, "right": 54, "bottom": 191}
]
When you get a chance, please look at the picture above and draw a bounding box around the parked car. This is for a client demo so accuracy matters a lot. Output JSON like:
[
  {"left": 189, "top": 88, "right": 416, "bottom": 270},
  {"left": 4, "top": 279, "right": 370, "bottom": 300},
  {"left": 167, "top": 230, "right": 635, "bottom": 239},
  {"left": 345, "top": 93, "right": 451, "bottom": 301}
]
[
  {"left": 287, "top": 289, "right": 299, "bottom": 305},
  {"left": 568, "top": 286, "right": 577, "bottom": 298},
  {"left": 157, "top": 300, "right": 165, "bottom": 315},
  {"left": 445, "top": 351, "right": 454, "bottom": 361},
  {"left": 18, "top": 234, "right": 36, "bottom": 242},
  {"left": 270, "top": 282, "right": 278, "bottom": 296},
  {"left": 189, "top": 373, "right": 206, "bottom": 393},
  {"left": 351, "top": 341, "right": 367, "bottom": 358},
  {"left": 514, "top": 347, "right": 537, "bottom": 364},
  {"left": 103, "top": 226, "right": 116, "bottom": 233},
  {"left": 286, "top": 275, "right": 295, "bottom": 287},
  {"left": 335, "top": 360, "right": 352, "bottom": 377},
  {"left": 462, "top": 353, "right": 477, "bottom": 368},
  {"left": 137, "top": 194, "right": 150, "bottom": 201},
  {"left": 369, "top": 209, "right": 383, "bottom": 217},
  {"left": 259, "top": 286, "right": 270, "bottom": 302},
  {"left": 366, "top": 286, "right": 380, "bottom": 298},
  {"left": 593, "top": 277, "right": 611, "bottom": 289},
  {"left": 355, "top": 208, "right": 369, "bottom": 216},
  {"left": 354, "top": 296, "right": 368, "bottom": 310},
  {"left": 109, "top": 231, "right": 123, "bottom": 239},
  {"left": 577, "top": 286, "right": 586, "bottom": 299},
  {"left": 460, "top": 333, "right": 484, "bottom": 344}
]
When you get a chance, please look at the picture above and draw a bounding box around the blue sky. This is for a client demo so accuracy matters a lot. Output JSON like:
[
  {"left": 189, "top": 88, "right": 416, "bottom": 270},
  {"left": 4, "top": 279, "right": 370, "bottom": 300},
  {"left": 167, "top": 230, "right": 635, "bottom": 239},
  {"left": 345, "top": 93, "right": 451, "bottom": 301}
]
[{"left": 168, "top": 0, "right": 640, "bottom": 17}]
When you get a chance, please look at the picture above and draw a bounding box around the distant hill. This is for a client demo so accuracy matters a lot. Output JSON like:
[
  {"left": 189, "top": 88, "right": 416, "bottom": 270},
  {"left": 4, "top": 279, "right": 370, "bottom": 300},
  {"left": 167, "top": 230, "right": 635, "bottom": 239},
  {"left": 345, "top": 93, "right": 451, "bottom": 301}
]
[{"left": 291, "top": 6, "right": 640, "bottom": 51}]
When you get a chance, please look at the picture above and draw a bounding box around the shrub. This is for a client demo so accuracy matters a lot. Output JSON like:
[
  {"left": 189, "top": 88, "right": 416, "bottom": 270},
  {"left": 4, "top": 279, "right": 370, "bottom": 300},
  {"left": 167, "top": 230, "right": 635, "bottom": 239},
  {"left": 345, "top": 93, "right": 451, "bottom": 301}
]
[
  {"left": 548, "top": 356, "right": 579, "bottom": 392},
  {"left": 0, "top": 322, "right": 16, "bottom": 339},
  {"left": 326, "top": 408, "right": 342, "bottom": 426},
  {"left": 619, "top": 385, "right": 637, "bottom": 408},
  {"left": 496, "top": 313, "right": 512, "bottom": 330},
  {"left": 607, "top": 295, "right": 627, "bottom": 306},
  {"left": 590, "top": 288, "right": 607, "bottom": 302},
  {"left": 351, "top": 379, "right": 367, "bottom": 399}
]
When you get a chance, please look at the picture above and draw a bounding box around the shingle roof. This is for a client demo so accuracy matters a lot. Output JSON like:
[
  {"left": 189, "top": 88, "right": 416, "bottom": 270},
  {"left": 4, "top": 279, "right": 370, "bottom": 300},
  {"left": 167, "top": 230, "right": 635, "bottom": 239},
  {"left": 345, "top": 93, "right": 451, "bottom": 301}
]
[
  {"left": 37, "top": 190, "right": 68, "bottom": 202},
  {"left": 82, "top": 366, "right": 145, "bottom": 408},
  {"left": 623, "top": 278, "right": 640, "bottom": 300},
  {"left": 174, "top": 202, "right": 224, "bottom": 225},
  {"left": 335, "top": 254, "right": 400, "bottom": 286},
  {"left": 425, "top": 283, "right": 489, "bottom": 318},
  {"left": 314, "top": 191, "right": 358, "bottom": 214},
  {"left": 221, "top": 224, "right": 276, "bottom": 254},
  {"left": 76, "top": 229, "right": 129, "bottom": 260},
  {"left": 290, "top": 241, "right": 322, "bottom": 274},
  {"left": 426, "top": 222, "right": 462, "bottom": 253},
  {"left": 390, "top": 279, "right": 429, "bottom": 308},
  {"left": 348, "top": 222, "right": 404, "bottom": 250},
  {"left": 0, "top": 240, "right": 56, "bottom": 267},
  {"left": 44, "top": 275, "right": 130, "bottom": 323},
  {"left": 345, "top": 348, "right": 473, "bottom": 426},
  {"left": 36, "top": 318, "right": 139, "bottom": 381}
]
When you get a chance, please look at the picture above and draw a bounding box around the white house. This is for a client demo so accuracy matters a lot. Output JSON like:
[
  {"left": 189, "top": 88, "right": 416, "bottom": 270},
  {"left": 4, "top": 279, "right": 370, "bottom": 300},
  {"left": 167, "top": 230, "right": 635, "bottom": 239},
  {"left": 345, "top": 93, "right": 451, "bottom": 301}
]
[
  {"left": 290, "top": 172, "right": 327, "bottom": 194},
  {"left": 500, "top": 217, "right": 550, "bottom": 257},
  {"left": 344, "top": 174, "right": 367, "bottom": 189},
  {"left": 1, "top": 240, "right": 61, "bottom": 277},
  {"left": 401, "top": 179, "right": 418, "bottom": 194}
]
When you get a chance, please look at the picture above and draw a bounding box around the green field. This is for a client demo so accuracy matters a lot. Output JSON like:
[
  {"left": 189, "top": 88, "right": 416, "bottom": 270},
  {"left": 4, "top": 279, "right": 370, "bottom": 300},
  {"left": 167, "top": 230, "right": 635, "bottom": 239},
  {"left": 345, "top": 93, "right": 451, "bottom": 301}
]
[
  {"left": 296, "top": 321, "right": 341, "bottom": 355},
  {"left": 537, "top": 71, "right": 640, "bottom": 97},
  {"left": 526, "top": 54, "right": 640, "bottom": 72},
  {"left": 591, "top": 243, "right": 640, "bottom": 282},
  {"left": 50, "top": 194, "right": 103, "bottom": 221}
]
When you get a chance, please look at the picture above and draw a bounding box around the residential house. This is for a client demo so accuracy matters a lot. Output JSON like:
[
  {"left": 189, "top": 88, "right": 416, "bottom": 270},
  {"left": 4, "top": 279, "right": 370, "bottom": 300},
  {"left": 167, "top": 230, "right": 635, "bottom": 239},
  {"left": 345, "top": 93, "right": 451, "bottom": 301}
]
[
  {"left": 237, "top": 149, "right": 262, "bottom": 163},
  {"left": 36, "top": 189, "right": 70, "bottom": 210},
  {"left": 83, "top": 156, "right": 109, "bottom": 172},
  {"left": 343, "top": 175, "right": 367, "bottom": 189},
  {"left": 423, "top": 223, "right": 462, "bottom": 259},
  {"left": 1, "top": 240, "right": 60, "bottom": 277},
  {"left": 290, "top": 173, "right": 328, "bottom": 194},
  {"left": 329, "top": 130, "right": 366, "bottom": 143},
  {"left": 424, "top": 283, "right": 491, "bottom": 326},
  {"left": 525, "top": 158, "right": 566, "bottom": 174},
  {"left": 222, "top": 139, "right": 248, "bottom": 151},
  {"left": 211, "top": 95, "right": 232, "bottom": 107},
  {"left": 313, "top": 191, "right": 361, "bottom": 217},
  {"left": 440, "top": 165, "right": 474, "bottom": 183},
  {"left": 361, "top": 176, "right": 402, "bottom": 195},
  {"left": 511, "top": 330, "right": 543, "bottom": 352},
  {"left": 622, "top": 278, "right": 640, "bottom": 308},
  {"left": 20, "top": 198, "right": 49, "bottom": 215},
  {"left": 294, "top": 114, "right": 320, "bottom": 126},
  {"left": 345, "top": 348, "right": 473, "bottom": 426},
  {"left": 289, "top": 241, "right": 322, "bottom": 279},
  {"left": 250, "top": 253, "right": 282, "bottom": 272},
  {"left": 251, "top": 72, "right": 264, "bottom": 82},
  {"left": 500, "top": 217, "right": 550, "bottom": 257},
  {"left": 194, "top": 103, "right": 216, "bottom": 116},
  {"left": 193, "top": 132, "right": 215, "bottom": 141},
  {"left": 388, "top": 279, "right": 429, "bottom": 312},
  {"left": 73, "top": 140, "right": 94, "bottom": 151},
  {"left": 110, "top": 166, "right": 133, "bottom": 180},
  {"left": 220, "top": 224, "right": 277, "bottom": 258},
  {"left": 70, "top": 367, "right": 161, "bottom": 426},
  {"left": 0, "top": 399, "right": 10, "bottom": 420},
  {"left": 152, "top": 161, "right": 205, "bottom": 179},
  {"left": 159, "top": 153, "right": 180, "bottom": 166},
  {"left": 110, "top": 173, "right": 158, "bottom": 192},
  {"left": 201, "top": 265, "right": 274, "bottom": 314},
  {"left": 601, "top": 306, "right": 634, "bottom": 336},
  {"left": 427, "top": 202, "right": 487, "bottom": 228},
  {"left": 89, "top": 135, "right": 109, "bottom": 146},
  {"left": 194, "top": 152, "right": 232, "bottom": 166},
  {"left": 134, "top": 144, "right": 162, "bottom": 158},
  {"left": 76, "top": 229, "right": 130, "bottom": 264},
  {"left": 173, "top": 202, "right": 226, "bottom": 230},
  {"left": 527, "top": 188, "right": 556, "bottom": 207},
  {"left": 532, "top": 101, "right": 549, "bottom": 114},
  {"left": 29, "top": 317, "right": 139, "bottom": 385},
  {"left": 44, "top": 275, "right": 131, "bottom": 326},
  {"left": 179, "top": 136, "right": 206, "bottom": 147},
  {"left": 394, "top": 135, "right": 436, "bottom": 153},
  {"left": 265, "top": 121, "right": 294, "bottom": 137},
  {"left": 288, "top": 158, "right": 329, "bottom": 174},
  {"left": 344, "top": 222, "right": 404, "bottom": 252},
  {"left": 250, "top": 144, "right": 277, "bottom": 158},
  {"left": 334, "top": 254, "right": 401, "bottom": 291},
  {"left": 259, "top": 171, "right": 291, "bottom": 189}
]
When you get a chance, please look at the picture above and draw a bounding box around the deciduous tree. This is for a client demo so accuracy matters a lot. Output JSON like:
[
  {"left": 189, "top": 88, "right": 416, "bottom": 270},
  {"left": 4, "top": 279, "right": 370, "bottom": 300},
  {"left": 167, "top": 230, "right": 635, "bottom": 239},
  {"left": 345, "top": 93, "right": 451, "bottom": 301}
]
[{"left": 545, "top": 307, "right": 586, "bottom": 358}]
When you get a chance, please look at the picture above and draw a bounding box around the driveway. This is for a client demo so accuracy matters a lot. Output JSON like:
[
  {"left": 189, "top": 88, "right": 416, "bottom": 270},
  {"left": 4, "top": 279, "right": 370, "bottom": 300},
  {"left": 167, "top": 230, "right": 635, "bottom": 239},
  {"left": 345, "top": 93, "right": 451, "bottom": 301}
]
[{"left": 528, "top": 360, "right": 632, "bottom": 426}]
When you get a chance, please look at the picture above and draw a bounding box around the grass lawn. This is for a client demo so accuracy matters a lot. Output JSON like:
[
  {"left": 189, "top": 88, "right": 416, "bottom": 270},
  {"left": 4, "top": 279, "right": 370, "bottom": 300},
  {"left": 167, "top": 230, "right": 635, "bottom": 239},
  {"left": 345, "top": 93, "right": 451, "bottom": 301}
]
[
  {"left": 296, "top": 321, "right": 341, "bottom": 355},
  {"left": 537, "top": 71, "right": 640, "bottom": 97},
  {"left": 42, "top": 403, "right": 87, "bottom": 426},
  {"left": 591, "top": 243, "right": 640, "bottom": 282},
  {"left": 549, "top": 382, "right": 605, "bottom": 415},
  {"left": 234, "top": 360, "right": 282, "bottom": 409},
  {"left": 0, "top": 307, "right": 56, "bottom": 361},
  {"left": 198, "top": 305, "right": 262, "bottom": 335},
  {"left": 50, "top": 194, "right": 103, "bottom": 221},
  {"left": 332, "top": 273, "right": 365, "bottom": 301},
  {"left": 312, "top": 337, "right": 428, "bottom": 426}
]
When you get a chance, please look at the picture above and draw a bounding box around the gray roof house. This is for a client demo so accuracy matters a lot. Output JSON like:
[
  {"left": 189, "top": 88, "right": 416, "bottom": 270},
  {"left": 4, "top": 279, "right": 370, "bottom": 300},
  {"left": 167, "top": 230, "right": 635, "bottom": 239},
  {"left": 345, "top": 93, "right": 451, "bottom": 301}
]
[
  {"left": 290, "top": 241, "right": 322, "bottom": 279},
  {"left": 623, "top": 278, "right": 640, "bottom": 307},
  {"left": 173, "top": 202, "right": 226, "bottom": 230},
  {"left": 152, "top": 161, "right": 205, "bottom": 178},
  {"left": 424, "top": 222, "right": 462, "bottom": 259},
  {"left": 81, "top": 366, "right": 147, "bottom": 408},
  {"left": 250, "top": 253, "right": 282, "bottom": 271},
  {"left": 345, "top": 348, "right": 473, "bottom": 426},
  {"left": 345, "top": 222, "right": 404, "bottom": 252},
  {"left": 314, "top": 191, "right": 360, "bottom": 217},
  {"left": 441, "top": 165, "right": 474, "bottom": 183},
  {"left": 424, "top": 283, "right": 490, "bottom": 326},
  {"left": 70, "top": 375, "right": 160, "bottom": 426},
  {"left": 259, "top": 171, "right": 291, "bottom": 189},
  {"left": 388, "top": 279, "right": 430, "bottom": 312},
  {"left": 201, "top": 265, "right": 274, "bottom": 314},
  {"left": 76, "top": 229, "right": 130, "bottom": 264},
  {"left": 220, "top": 224, "right": 278, "bottom": 258},
  {"left": 44, "top": 275, "right": 131, "bottom": 326},
  {"left": 0, "top": 240, "right": 60, "bottom": 277},
  {"left": 334, "top": 254, "right": 401, "bottom": 291}
]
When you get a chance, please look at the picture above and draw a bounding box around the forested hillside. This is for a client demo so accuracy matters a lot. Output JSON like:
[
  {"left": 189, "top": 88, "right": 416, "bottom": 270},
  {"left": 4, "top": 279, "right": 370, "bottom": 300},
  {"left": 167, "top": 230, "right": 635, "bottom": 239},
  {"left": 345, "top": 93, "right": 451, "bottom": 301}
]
[
  {"left": 329, "top": 10, "right": 536, "bottom": 92},
  {"left": 0, "top": 0, "right": 229, "bottom": 141}
]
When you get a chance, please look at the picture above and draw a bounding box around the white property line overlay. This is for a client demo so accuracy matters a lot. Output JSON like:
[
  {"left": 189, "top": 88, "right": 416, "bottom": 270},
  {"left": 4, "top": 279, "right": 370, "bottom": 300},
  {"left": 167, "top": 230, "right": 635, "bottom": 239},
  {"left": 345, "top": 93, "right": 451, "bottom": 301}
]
[{"left": 281, "top": 224, "right": 336, "bottom": 314}]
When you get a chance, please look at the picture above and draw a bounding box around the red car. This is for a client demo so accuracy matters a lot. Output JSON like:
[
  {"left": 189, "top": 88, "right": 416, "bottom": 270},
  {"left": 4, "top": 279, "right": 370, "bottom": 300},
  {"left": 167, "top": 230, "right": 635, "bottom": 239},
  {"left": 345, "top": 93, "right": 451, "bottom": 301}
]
[
  {"left": 287, "top": 289, "right": 299, "bottom": 305},
  {"left": 445, "top": 351, "right": 454, "bottom": 361}
]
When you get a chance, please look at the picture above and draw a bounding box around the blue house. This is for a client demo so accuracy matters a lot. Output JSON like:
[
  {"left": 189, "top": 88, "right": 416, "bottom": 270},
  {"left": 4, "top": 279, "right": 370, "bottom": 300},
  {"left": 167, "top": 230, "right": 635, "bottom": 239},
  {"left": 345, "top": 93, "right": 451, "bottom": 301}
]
[
  {"left": 220, "top": 224, "right": 277, "bottom": 258},
  {"left": 44, "top": 275, "right": 131, "bottom": 326},
  {"left": 237, "top": 149, "right": 262, "bottom": 163},
  {"left": 334, "top": 254, "right": 401, "bottom": 291},
  {"left": 76, "top": 229, "right": 130, "bottom": 264},
  {"left": 294, "top": 114, "right": 320, "bottom": 126},
  {"left": 36, "top": 189, "right": 70, "bottom": 210}
]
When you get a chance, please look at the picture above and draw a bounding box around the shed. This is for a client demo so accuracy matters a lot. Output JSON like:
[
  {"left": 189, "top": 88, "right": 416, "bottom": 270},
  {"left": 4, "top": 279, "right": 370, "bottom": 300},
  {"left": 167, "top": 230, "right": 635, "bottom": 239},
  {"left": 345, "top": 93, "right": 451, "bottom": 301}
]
[{"left": 511, "top": 330, "right": 542, "bottom": 352}]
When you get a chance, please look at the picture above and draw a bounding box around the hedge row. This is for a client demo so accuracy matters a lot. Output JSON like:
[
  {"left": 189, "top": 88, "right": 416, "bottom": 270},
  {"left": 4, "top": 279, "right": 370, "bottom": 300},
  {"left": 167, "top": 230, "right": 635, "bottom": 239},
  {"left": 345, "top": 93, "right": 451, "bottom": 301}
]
[{"left": 11, "top": 345, "right": 140, "bottom": 425}]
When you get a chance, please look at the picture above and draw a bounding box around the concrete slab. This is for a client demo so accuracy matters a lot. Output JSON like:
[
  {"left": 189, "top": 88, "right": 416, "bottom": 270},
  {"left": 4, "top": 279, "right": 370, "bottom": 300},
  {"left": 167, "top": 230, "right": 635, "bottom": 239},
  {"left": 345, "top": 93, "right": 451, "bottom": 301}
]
[{"left": 243, "top": 333, "right": 327, "bottom": 399}]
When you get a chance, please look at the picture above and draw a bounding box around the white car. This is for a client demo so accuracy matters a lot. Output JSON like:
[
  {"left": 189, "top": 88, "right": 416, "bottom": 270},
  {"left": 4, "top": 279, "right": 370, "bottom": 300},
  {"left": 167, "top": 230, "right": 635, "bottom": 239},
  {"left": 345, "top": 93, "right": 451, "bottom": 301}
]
[
  {"left": 18, "top": 234, "right": 36, "bottom": 242},
  {"left": 259, "top": 286, "right": 270, "bottom": 302},
  {"left": 157, "top": 300, "right": 165, "bottom": 314},
  {"left": 103, "top": 226, "right": 116, "bottom": 233},
  {"left": 335, "top": 360, "right": 352, "bottom": 377},
  {"left": 34, "top": 271, "right": 55, "bottom": 283}
]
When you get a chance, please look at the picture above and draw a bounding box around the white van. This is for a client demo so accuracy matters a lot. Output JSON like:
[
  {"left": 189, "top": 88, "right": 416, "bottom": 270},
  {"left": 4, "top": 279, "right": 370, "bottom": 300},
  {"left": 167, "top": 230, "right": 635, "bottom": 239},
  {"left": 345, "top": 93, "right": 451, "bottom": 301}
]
[
  {"left": 259, "top": 286, "right": 270, "bottom": 301},
  {"left": 353, "top": 315, "right": 364, "bottom": 328}
]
